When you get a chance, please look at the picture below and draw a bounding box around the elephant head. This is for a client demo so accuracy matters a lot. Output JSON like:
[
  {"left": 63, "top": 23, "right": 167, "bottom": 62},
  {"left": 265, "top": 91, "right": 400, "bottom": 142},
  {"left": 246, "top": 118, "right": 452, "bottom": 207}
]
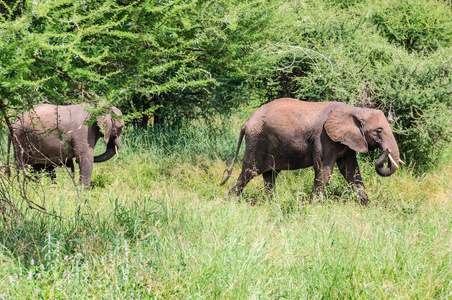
[
  {"left": 94, "top": 107, "right": 124, "bottom": 163},
  {"left": 325, "top": 106, "right": 402, "bottom": 177}
]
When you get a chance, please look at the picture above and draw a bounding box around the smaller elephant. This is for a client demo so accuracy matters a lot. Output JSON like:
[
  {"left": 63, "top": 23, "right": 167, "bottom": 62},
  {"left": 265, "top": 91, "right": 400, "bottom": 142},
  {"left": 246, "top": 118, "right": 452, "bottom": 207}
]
[
  {"left": 221, "top": 98, "right": 404, "bottom": 204},
  {"left": 8, "top": 103, "right": 124, "bottom": 186}
]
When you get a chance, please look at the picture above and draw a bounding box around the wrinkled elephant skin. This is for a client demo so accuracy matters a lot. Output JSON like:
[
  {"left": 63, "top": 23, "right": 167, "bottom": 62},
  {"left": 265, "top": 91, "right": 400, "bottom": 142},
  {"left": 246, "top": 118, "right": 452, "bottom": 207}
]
[
  {"left": 10, "top": 103, "right": 124, "bottom": 186},
  {"left": 221, "top": 98, "right": 401, "bottom": 204}
]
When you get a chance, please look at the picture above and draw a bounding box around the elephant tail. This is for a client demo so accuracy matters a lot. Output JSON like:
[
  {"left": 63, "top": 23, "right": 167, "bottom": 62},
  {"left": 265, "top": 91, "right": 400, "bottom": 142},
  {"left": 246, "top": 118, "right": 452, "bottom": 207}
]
[{"left": 220, "top": 125, "right": 245, "bottom": 186}]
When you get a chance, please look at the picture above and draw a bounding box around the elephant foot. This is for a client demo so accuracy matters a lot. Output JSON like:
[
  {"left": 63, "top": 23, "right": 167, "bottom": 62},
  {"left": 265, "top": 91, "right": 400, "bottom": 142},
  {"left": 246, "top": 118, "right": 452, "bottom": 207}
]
[
  {"left": 309, "top": 192, "right": 326, "bottom": 204},
  {"left": 358, "top": 194, "right": 368, "bottom": 205},
  {"left": 355, "top": 187, "right": 368, "bottom": 205}
]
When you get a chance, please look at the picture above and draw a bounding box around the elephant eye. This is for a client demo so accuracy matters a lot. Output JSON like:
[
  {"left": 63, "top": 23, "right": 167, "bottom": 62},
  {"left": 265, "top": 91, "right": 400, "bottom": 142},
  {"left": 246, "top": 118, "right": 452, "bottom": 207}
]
[{"left": 374, "top": 128, "right": 383, "bottom": 135}]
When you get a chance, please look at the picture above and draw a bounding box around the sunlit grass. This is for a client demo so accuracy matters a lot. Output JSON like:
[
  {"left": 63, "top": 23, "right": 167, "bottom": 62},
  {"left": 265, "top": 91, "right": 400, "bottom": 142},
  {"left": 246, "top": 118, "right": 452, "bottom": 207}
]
[{"left": 1, "top": 117, "right": 452, "bottom": 298}]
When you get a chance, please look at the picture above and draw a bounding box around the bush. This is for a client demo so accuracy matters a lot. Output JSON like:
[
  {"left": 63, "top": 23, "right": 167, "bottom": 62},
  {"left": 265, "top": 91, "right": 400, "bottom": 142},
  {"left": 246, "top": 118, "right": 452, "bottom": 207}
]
[
  {"left": 370, "top": 0, "right": 452, "bottom": 53},
  {"left": 369, "top": 48, "right": 452, "bottom": 165},
  {"left": 254, "top": 0, "right": 452, "bottom": 169}
]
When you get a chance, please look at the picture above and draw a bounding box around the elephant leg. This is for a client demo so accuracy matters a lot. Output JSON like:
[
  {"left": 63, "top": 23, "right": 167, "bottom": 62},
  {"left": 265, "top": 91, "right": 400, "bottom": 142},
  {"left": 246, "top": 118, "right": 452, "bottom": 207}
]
[
  {"left": 311, "top": 160, "right": 335, "bottom": 202},
  {"left": 63, "top": 158, "right": 75, "bottom": 178},
  {"left": 77, "top": 148, "right": 94, "bottom": 187},
  {"left": 32, "top": 164, "right": 45, "bottom": 174},
  {"left": 262, "top": 169, "right": 280, "bottom": 195},
  {"left": 336, "top": 151, "right": 368, "bottom": 205},
  {"left": 32, "top": 164, "right": 56, "bottom": 181},
  {"left": 68, "top": 159, "right": 75, "bottom": 174},
  {"left": 228, "top": 166, "right": 258, "bottom": 197}
]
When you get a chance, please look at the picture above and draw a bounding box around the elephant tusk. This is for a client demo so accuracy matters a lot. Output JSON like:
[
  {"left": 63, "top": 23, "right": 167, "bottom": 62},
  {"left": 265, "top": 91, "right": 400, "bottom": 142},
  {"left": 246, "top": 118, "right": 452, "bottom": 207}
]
[
  {"left": 388, "top": 153, "right": 399, "bottom": 169},
  {"left": 399, "top": 158, "right": 405, "bottom": 165},
  {"left": 115, "top": 145, "right": 119, "bottom": 157}
]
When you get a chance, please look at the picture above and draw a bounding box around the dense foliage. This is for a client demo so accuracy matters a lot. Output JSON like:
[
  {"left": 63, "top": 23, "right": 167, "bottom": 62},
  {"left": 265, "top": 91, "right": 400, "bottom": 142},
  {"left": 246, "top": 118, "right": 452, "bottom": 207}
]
[
  {"left": 259, "top": 0, "right": 452, "bottom": 166},
  {"left": 371, "top": 0, "right": 452, "bottom": 53},
  {"left": 1, "top": 0, "right": 451, "bottom": 164},
  {"left": 0, "top": 0, "right": 273, "bottom": 125}
]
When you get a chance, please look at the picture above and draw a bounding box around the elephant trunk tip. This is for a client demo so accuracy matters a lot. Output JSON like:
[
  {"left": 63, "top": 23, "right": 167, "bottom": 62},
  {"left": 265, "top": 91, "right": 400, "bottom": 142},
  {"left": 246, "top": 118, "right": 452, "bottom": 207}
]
[{"left": 375, "top": 149, "right": 401, "bottom": 177}]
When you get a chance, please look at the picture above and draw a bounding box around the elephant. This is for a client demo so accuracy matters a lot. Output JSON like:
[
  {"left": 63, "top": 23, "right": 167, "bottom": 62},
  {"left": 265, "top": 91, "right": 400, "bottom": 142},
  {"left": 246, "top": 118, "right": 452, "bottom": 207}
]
[
  {"left": 220, "top": 98, "right": 403, "bottom": 204},
  {"left": 8, "top": 103, "right": 124, "bottom": 186}
]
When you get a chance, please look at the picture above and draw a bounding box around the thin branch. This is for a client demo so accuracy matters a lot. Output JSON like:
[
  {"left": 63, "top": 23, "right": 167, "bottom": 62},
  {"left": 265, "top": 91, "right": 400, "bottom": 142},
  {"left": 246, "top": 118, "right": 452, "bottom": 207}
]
[
  {"left": 273, "top": 46, "right": 334, "bottom": 77},
  {"left": 33, "top": 56, "right": 100, "bottom": 102}
]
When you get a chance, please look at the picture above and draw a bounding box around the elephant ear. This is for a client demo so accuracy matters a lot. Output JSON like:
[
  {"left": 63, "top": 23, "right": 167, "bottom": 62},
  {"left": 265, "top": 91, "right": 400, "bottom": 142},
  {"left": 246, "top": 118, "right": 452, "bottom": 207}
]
[
  {"left": 324, "top": 107, "right": 368, "bottom": 153},
  {"left": 97, "top": 114, "right": 113, "bottom": 144}
]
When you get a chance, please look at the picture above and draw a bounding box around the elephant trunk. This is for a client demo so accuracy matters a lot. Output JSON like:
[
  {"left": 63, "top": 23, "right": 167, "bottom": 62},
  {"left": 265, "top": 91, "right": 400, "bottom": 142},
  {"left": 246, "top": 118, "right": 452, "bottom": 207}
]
[
  {"left": 94, "top": 138, "right": 120, "bottom": 163},
  {"left": 375, "top": 148, "right": 400, "bottom": 177}
]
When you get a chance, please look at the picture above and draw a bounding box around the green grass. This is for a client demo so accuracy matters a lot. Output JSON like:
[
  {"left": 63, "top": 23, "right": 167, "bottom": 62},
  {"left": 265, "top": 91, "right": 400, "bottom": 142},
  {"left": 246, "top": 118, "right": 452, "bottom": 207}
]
[{"left": 1, "top": 115, "right": 452, "bottom": 299}]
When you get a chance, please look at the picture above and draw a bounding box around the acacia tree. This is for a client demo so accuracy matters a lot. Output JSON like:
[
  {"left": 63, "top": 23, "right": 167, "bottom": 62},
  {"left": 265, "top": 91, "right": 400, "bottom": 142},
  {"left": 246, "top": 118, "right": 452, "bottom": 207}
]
[
  {"left": 256, "top": 0, "right": 452, "bottom": 168},
  {"left": 1, "top": 0, "right": 274, "bottom": 126},
  {"left": 112, "top": 0, "right": 274, "bottom": 126}
]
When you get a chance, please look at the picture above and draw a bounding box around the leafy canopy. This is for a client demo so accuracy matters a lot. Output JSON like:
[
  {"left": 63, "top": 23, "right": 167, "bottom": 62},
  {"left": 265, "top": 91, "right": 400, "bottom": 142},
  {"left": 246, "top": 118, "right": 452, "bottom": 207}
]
[{"left": 0, "top": 0, "right": 274, "bottom": 123}]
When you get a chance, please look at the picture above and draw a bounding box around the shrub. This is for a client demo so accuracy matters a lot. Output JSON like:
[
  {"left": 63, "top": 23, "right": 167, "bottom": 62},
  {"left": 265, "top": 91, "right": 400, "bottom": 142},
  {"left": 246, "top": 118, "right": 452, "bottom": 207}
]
[
  {"left": 370, "top": 0, "right": 452, "bottom": 53},
  {"left": 254, "top": 0, "right": 452, "bottom": 169}
]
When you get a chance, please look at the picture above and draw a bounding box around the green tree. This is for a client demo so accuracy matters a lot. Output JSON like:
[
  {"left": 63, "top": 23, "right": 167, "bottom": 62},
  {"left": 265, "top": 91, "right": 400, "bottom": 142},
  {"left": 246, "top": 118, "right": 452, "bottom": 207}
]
[
  {"left": 0, "top": 0, "right": 275, "bottom": 127},
  {"left": 116, "top": 0, "right": 274, "bottom": 127}
]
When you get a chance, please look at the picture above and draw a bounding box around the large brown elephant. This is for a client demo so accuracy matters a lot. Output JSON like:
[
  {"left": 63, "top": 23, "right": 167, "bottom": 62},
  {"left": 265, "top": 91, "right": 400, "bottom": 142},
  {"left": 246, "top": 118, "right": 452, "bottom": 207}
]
[
  {"left": 221, "top": 98, "right": 403, "bottom": 204},
  {"left": 9, "top": 103, "right": 124, "bottom": 186}
]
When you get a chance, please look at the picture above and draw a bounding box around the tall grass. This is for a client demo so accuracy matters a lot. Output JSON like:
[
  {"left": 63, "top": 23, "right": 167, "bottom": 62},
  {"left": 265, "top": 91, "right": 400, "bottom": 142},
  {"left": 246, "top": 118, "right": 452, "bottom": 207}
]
[{"left": 1, "top": 115, "right": 452, "bottom": 298}]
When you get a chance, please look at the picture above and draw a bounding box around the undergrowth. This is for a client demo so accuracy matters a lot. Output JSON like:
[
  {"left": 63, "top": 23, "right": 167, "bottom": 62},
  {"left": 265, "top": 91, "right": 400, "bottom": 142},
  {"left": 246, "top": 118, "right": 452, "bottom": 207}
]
[{"left": 1, "top": 117, "right": 452, "bottom": 298}]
